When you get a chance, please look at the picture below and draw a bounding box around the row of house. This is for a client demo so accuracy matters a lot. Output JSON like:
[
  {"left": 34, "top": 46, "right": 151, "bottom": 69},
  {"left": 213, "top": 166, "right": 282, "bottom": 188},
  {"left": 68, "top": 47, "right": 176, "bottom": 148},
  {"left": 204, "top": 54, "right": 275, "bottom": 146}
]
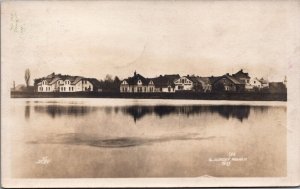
[
  {"left": 120, "top": 70, "right": 287, "bottom": 93},
  {"left": 32, "top": 70, "right": 286, "bottom": 93},
  {"left": 34, "top": 73, "right": 102, "bottom": 92}
]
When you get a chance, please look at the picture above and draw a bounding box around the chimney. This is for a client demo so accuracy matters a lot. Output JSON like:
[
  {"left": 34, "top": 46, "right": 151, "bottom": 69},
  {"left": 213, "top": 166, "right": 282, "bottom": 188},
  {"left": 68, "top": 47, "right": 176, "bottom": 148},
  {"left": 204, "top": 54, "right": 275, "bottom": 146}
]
[
  {"left": 134, "top": 71, "right": 137, "bottom": 76},
  {"left": 226, "top": 73, "right": 229, "bottom": 76}
]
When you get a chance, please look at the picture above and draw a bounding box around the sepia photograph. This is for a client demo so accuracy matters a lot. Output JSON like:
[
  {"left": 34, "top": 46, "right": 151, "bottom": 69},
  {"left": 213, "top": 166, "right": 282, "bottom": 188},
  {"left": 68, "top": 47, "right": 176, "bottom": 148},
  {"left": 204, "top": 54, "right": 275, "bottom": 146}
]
[{"left": 1, "top": 0, "right": 300, "bottom": 187}]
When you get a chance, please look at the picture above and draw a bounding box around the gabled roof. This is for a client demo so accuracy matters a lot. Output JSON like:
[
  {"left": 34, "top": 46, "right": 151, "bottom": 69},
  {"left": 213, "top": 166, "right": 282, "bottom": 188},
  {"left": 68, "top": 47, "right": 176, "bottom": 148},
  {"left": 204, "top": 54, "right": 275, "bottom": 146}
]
[
  {"left": 72, "top": 76, "right": 84, "bottom": 85},
  {"left": 125, "top": 73, "right": 151, "bottom": 85},
  {"left": 185, "top": 76, "right": 212, "bottom": 85},
  {"left": 186, "top": 76, "right": 200, "bottom": 84},
  {"left": 213, "top": 74, "right": 243, "bottom": 85},
  {"left": 34, "top": 73, "right": 100, "bottom": 87},
  {"left": 49, "top": 76, "right": 62, "bottom": 84},
  {"left": 152, "top": 74, "right": 180, "bottom": 88},
  {"left": 208, "top": 76, "right": 221, "bottom": 84}
]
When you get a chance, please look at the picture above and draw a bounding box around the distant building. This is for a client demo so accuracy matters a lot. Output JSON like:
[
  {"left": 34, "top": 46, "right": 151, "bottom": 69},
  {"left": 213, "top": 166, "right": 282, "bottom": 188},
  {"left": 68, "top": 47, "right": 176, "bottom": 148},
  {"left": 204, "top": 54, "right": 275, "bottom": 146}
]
[
  {"left": 152, "top": 74, "right": 180, "bottom": 92},
  {"left": 212, "top": 74, "right": 244, "bottom": 92},
  {"left": 232, "top": 69, "right": 252, "bottom": 90},
  {"left": 174, "top": 75, "right": 212, "bottom": 92},
  {"left": 34, "top": 73, "right": 102, "bottom": 92},
  {"left": 120, "top": 71, "right": 155, "bottom": 93},
  {"left": 259, "top": 77, "right": 269, "bottom": 88},
  {"left": 248, "top": 77, "right": 263, "bottom": 90}
]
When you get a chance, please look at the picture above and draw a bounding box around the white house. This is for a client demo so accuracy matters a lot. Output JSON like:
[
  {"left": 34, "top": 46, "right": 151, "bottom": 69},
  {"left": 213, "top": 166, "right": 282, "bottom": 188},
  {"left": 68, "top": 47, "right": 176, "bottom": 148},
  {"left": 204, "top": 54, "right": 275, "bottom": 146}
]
[
  {"left": 247, "top": 77, "right": 262, "bottom": 90},
  {"left": 35, "top": 73, "right": 101, "bottom": 92},
  {"left": 174, "top": 76, "right": 194, "bottom": 91},
  {"left": 120, "top": 71, "right": 155, "bottom": 93}
]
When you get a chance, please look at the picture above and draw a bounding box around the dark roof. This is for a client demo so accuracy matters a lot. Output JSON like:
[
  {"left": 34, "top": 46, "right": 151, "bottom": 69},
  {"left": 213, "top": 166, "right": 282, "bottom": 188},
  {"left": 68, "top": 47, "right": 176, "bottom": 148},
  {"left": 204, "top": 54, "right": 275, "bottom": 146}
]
[
  {"left": 87, "top": 78, "right": 102, "bottom": 88},
  {"left": 34, "top": 73, "right": 100, "bottom": 86},
  {"left": 125, "top": 73, "right": 151, "bottom": 85},
  {"left": 213, "top": 74, "right": 243, "bottom": 85},
  {"left": 152, "top": 74, "right": 180, "bottom": 88},
  {"left": 209, "top": 76, "right": 222, "bottom": 84},
  {"left": 232, "top": 69, "right": 250, "bottom": 79},
  {"left": 186, "top": 76, "right": 200, "bottom": 84},
  {"left": 185, "top": 76, "right": 212, "bottom": 85}
]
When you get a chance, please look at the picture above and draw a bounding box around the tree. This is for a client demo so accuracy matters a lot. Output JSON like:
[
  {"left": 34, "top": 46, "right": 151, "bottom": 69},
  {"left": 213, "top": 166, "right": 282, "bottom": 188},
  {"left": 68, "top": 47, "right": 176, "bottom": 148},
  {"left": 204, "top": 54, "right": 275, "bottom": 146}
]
[
  {"left": 114, "top": 76, "right": 120, "bottom": 83},
  {"left": 104, "top": 74, "right": 113, "bottom": 82},
  {"left": 24, "top": 69, "right": 30, "bottom": 87}
]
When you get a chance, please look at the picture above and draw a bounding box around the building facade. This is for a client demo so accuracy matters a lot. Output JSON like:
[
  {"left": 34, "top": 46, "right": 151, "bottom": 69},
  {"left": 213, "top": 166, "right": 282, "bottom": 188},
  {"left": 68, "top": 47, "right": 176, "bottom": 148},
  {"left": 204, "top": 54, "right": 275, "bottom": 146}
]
[
  {"left": 120, "top": 71, "right": 155, "bottom": 93},
  {"left": 212, "top": 74, "right": 244, "bottom": 92},
  {"left": 34, "top": 73, "right": 101, "bottom": 92}
]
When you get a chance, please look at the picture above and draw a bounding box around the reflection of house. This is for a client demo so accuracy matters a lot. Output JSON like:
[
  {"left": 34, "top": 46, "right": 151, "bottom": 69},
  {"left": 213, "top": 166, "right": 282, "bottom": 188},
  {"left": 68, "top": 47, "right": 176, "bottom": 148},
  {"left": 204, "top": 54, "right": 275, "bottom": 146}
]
[
  {"left": 212, "top": 74, "right": 244, "bottom": 92},
  {"left": 34, "top": 73, "right": 102, "bottom": 92},
  {"left": 120, "top": 105, "right": 252, "bottom": 122},
  {"left": 152, "top": 74, "right": 180, "bottom": 92},
  {"left": 120, "top": 71, "right": 155, "bottom": 93}
]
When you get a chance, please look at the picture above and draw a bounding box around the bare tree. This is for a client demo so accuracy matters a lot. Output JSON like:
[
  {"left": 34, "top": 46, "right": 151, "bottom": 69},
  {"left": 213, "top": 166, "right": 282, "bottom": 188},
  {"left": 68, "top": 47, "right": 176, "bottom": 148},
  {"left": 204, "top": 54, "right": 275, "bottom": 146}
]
[{"left": 24, "top": 69, "right": 30, "bottom": 87}]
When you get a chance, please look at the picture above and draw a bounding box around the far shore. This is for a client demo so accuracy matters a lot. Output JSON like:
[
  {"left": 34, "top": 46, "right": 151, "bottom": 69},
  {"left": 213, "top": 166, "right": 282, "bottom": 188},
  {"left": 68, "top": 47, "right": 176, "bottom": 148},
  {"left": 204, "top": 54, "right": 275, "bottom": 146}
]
[{"left": 10, "top": 91, "right": 287, "bottom": 101}]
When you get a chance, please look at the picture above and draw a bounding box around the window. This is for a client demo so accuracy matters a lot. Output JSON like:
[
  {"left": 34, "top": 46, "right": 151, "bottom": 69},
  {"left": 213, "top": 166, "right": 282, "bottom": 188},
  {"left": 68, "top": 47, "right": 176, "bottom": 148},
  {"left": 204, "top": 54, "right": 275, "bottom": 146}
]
[{"left": 144, "top": 87, "right": 147, "bottom": 92}]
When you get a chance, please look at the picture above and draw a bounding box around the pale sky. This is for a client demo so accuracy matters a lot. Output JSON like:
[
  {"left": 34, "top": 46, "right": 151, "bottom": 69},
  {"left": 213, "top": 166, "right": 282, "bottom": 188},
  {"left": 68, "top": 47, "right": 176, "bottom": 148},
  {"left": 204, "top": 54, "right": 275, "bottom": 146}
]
[{"left": 2, "top": 0, "right": 300, "bottom": 86}]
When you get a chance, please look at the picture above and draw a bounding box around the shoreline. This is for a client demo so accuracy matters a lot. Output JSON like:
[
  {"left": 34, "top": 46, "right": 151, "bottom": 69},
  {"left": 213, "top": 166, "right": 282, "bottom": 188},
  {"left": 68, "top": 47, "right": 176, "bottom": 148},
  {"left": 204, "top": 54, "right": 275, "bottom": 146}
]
[{"left": 10, "top": 91, "right": 287, "bottom": 101}]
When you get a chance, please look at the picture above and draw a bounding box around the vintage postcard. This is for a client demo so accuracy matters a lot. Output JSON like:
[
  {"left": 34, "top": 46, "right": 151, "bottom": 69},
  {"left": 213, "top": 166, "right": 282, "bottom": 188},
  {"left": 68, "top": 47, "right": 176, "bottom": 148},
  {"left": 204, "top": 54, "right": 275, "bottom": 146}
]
[{"left": 1, "top": 0, "right": 300, "bottom": 188}]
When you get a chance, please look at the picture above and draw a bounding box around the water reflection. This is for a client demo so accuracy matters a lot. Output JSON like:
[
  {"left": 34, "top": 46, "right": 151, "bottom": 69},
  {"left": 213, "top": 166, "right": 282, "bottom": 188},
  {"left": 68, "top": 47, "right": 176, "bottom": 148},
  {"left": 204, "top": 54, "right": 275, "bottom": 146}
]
[
  {"left": 25, "top": 105, "right": 30, "bottom": 119},
  {"left": 33, "top": 105, "right": 98, "bottom": 118},
  {"left": 30, "top": 104, "right": 263, "bottom": 122},
  {"left": 121, "top": 105, "right": 253, "bottom": 122}
]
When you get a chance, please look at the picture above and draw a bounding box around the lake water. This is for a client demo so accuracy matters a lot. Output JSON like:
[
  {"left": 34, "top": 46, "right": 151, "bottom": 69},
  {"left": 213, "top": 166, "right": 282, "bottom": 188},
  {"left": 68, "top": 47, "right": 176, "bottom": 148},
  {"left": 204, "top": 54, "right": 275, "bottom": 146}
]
[{"left": 9, "top": 98, "right": 286, "bottom": 178}]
